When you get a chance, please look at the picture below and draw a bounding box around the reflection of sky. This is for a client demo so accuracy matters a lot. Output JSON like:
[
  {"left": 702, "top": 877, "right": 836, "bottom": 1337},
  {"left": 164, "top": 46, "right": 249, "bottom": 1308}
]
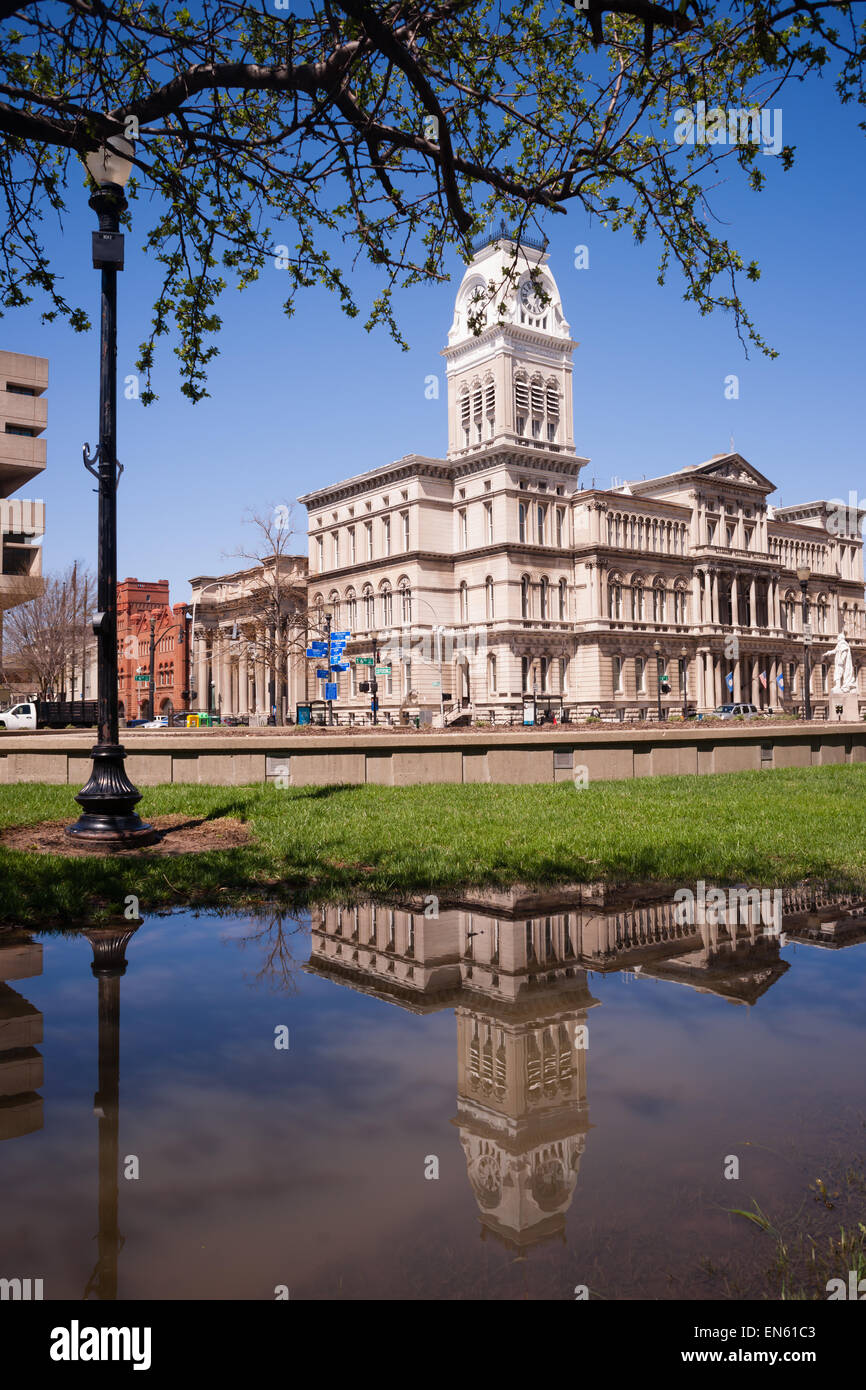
[{"left": 0, "top": 910, "right": 864, "bottom": 1300}]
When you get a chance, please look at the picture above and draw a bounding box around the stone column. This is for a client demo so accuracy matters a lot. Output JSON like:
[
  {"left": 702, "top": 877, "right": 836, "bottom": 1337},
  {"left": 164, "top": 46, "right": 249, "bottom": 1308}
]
[
  {"left": 710, "top": 571, "right": 718, "bottom": 624},
  {"left": 196, "top": 636, "right": 208, "bottom": 710},
  {"left": 749, "top": 576, "right": 756, "bottom": 629},
  {"left": 254, "top": 651, "right": 266, "bottom": 713},
  {"left": 239, "top": 649, "right": 249, "bottom": 715},
  {"left": 731, "top": 574, "right": 739, "bottom": 627},
  {"left": 733, "top": 656, "right": 742, "bottom": 702},
  {"left": 751, "top": 658, "right": 760, "bottom": 704}
]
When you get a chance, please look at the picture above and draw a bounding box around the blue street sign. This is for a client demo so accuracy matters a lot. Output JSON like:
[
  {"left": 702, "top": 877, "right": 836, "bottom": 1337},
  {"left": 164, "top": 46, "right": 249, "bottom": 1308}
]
[
  {"left": 306, "top": 646, "right": 327, "bottom": 657},
  {"left": 325, "top": 682, "right": 338, "bottom": 701},
  {"left": 316, "top": 668, "right": 329, "bottom": 679},
  {"left": 331, "top": 663, "right": 349, "bottom": 673},
  {"left": 331, "top": 631, "right": 350, "bottom": 639}
]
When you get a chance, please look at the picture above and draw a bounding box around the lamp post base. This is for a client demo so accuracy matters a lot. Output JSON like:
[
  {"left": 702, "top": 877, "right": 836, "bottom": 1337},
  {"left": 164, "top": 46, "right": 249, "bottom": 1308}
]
[{"left": 67, "top": 743, "right": 158, "bottom": 846}]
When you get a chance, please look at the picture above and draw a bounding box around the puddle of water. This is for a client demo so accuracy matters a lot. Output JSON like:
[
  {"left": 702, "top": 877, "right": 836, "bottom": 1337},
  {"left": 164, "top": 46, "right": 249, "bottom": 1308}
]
[{"left": 1, "top": 883, "right": 864, "bottom": 1301}]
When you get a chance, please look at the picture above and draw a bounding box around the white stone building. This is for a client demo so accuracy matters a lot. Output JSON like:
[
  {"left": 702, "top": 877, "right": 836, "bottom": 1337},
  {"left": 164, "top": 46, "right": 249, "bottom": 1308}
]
[{"left": 300, "top": 233, "right": 866, "bottom": 723}]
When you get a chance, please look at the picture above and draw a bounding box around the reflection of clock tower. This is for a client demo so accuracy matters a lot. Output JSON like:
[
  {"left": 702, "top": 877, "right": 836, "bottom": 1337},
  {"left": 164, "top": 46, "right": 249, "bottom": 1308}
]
[
  {"left": 453, "top": 960, "right": 599, "bottom": 1253},
  {"left": 442, "top": 229, "right": 578, "bottom": 460}
]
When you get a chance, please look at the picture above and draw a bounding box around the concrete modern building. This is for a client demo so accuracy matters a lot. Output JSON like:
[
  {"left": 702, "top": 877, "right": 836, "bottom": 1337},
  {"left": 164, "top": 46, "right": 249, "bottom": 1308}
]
[
  {"left": 300, "top": 234, "right": 866, "bottom": 723},
  {"left": 0, "top": 350, "right": 46, "bottom": 680},
  {"left": 189, "top": 556, "right": 308, "bottom": 721}
]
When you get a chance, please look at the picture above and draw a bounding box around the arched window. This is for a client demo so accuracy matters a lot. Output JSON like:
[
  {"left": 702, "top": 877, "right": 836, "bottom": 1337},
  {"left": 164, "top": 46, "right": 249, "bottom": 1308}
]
[
  {"left": 653, "top": 581, "right": 666, "bottom": 623},
  {"left": 328, "top": 591, "right": 340, "bottom": 627},
  {"left": 521, "top": 575, "right": 530, "bottom": 619},
  {"left": 399, "top": 580, "right": 412, "bottom": 623},
  {"left": 485, "top": 576, "right": 495, "bottom": 620},
  {"left": 631, "top": 578, "right": 645, "bottom": 621},
  {"left": 346, "top": 588, "right": 357, "bottom": 628},
  {"left": 530, "top": 375, "right": 545, "bottom": 439},
  {"left": 460, "top": 581, "right": 469, "bottom": 623},
  {"left": 514, "top": 373, "right": 529, "bottom": 436},
  {"left": 546, "top": 380, "right": 560, "bottom": 442},
  {"left": 673, "top": 582, "right": 688, "bottom": 624},
  {"left": 539, "top": 576, "right": 549, "bottom": 620},
  {"left": 558, "top": 578, "right": 567, "bottom": 619},
  {"left": 484, "top": 375, "right": 495, "bottom": 439},
  {"left": 608, "top": 574, "right": 623, "bottom": 620},
  {"left": 363, "top": 585, "right": 374, "bottom": 629},
  {"left": 459, "top": 386, "right": 471, "bottom": 446},
  {"left": 381, "top": 582, "right": 393, "bottom": 626},
  {"left": 488, "top": 653, "right": 497, "bottom": 694},
  {"left": 472, "top": 380, "right": 483, "bottom": 442}
]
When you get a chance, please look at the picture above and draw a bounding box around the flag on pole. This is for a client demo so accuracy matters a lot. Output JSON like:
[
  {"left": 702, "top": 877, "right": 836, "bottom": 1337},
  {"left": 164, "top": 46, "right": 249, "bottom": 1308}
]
[
  {"left": 776, "top": 672, "right": 785, "bottom": 691},
  {"left": 759, "top": 670, "right": 768, "bottom": 689},
  {"left": 725, "top": 672, "right": 734, "bottom": 692}
]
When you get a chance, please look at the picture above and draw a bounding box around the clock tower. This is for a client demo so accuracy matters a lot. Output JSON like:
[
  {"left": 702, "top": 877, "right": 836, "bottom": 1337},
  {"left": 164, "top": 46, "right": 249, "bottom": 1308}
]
[{"left": 442, "top": 229, "right": 578, "bottom": 461}]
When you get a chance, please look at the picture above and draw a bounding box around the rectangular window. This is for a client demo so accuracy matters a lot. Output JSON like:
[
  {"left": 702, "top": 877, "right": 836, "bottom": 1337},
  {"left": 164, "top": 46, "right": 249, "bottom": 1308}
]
[
  {"left": 537, "top": 505, "right": 546, "bottom": 545},
  {"left": 518, "top": 503, "right": 526, "bottom": 543},
  {"left": 540, "top": 656, "right": 549, "bottom": 692},
  {"left": 316, "top": 535, "right": 324, "bottom": 570},
  {"left": 556, "top": 508, "right": 565, "bottom": 547},
  {"left": 402, "top": 660, "right": 411, "bottom": 697},
  {"left": 613, "top": 655, "right": 623, "bottom": 694},
  {"left": 402, "top": 512, "right": 410, "bottom": 551},
  {"left": 383, "top": 516, "right": 391, "bottom": 556},
  {"left": 348, "top": 527, "right": 356, "bottom": 564},
  {"left": 332, "top": 532, "right": 340, "bottom": 567},
  {"left": 488, "top": 654, "right": 497, "bottom": 693},
  {"left": 635, "top": 656, "right": 646, "bottom": 693},
  {"left": 365, "top": 521, "right": 373, "bottom": 560},
  {"left": 521, "top": 656, "right": 529, "bottom": 692},
  {"left": 459, "top": 509, "right": 468, "bottom": 549},
  {"left": 485, "top": 501, "right": 493, "bottom": 544},
  {"left": 560, "top": 657, "right": 568, "bottom": 693}
]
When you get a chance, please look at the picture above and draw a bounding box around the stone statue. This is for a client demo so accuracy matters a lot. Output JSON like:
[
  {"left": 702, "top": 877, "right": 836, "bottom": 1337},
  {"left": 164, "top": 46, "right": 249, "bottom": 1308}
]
[{"left": 822, "top": 632, "right": 857, "bottom": 693}]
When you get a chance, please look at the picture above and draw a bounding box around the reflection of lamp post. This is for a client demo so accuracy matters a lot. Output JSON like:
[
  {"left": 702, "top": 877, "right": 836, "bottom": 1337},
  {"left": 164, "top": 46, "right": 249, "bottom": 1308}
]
[
  {"left": 680, "top": 645, "right": 688, "bottom": 718},
  {"left": 796, "top": 565, "right": 812, "bottom": 720},
  {"left": 82, "top": 923, "right": 138, "bottom": 1301},
  {"left": 68, "top": 137, "right": 155, "bottom": 846},
  {"left": 653, "top": 640, "right": 663, "bottom": 722}
]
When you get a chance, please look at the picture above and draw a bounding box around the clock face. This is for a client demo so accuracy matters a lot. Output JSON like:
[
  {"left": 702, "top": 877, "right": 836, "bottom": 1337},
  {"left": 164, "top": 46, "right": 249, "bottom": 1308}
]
[{"left": 520, "top": 278, "right": 546, "bottom": 316}]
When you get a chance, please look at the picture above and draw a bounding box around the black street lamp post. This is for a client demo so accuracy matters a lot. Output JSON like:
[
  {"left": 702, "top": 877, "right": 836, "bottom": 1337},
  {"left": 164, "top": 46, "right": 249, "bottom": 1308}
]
[
  {"left": 797, "top": 565, "right": 813, "bottom": 721},
  {"left": 680, "top": 645, "right": 689, "bottom": 719},
  {"left": 68, "top": 137, "right": 156, "bottom": 846}
]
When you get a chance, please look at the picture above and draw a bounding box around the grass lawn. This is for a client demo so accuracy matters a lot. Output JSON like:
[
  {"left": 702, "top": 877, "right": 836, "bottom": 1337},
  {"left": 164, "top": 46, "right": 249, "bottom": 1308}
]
[{"left": 0, "top": 764, "right": 865, "bottom": 925}]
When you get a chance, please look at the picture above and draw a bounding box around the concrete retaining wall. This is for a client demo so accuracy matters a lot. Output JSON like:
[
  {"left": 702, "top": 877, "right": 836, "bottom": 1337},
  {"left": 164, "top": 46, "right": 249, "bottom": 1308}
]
[{"left": 1, "top": 725, "right": 865, "bottom": 787}]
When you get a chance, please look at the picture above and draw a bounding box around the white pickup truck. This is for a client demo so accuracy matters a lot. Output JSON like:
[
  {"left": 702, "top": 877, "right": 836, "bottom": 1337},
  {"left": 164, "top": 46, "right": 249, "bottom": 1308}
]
[{"left": 0, "top": 700, "right": 99, "bottom": 730}]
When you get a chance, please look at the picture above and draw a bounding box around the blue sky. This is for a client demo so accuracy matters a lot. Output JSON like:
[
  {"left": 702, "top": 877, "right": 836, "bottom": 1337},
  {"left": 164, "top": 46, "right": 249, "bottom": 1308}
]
[{"left": 5, "top": 76, "right": 864, "bottom": 600}]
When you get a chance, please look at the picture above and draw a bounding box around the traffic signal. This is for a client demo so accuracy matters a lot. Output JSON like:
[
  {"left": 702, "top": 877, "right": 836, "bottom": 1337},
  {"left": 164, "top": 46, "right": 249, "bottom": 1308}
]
[{"left": 359, "top": 681, "right": 370, "bottom": 693}]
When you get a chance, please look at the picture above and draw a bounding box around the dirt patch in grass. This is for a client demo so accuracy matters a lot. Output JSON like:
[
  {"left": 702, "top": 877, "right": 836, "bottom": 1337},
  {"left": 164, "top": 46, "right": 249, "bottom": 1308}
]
[{"left": 0, "top": 814, "right": 252, "bottom": 857}]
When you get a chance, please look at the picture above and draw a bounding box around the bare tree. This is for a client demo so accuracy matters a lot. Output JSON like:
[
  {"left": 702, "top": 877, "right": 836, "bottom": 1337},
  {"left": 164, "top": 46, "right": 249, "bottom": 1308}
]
[
  {"left": 2, "top": 564, "right": 95, "bottom": 699},
  {"left": 225, "top": 504, "right": 308, "bottom": 721}
]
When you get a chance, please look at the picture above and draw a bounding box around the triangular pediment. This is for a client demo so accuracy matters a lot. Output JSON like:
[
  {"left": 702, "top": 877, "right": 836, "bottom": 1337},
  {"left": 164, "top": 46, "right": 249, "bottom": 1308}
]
[{"left": 694, "top": 453, "right": 775, "bottom": 492}]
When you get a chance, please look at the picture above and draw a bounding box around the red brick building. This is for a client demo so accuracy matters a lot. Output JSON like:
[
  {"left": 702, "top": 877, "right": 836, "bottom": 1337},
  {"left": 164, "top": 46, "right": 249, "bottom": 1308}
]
[{"left": 117, "top": 578, "right": 191, "bottom": 722}]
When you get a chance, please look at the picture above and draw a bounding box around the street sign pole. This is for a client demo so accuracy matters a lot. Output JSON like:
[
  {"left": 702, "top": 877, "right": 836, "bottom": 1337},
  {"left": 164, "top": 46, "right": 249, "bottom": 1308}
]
[
  {"left": 326, "top": 611, "right": 333, "bottom": 726},
  {"left": 371, "top": 634, "right": 379, "bottom": 725}
]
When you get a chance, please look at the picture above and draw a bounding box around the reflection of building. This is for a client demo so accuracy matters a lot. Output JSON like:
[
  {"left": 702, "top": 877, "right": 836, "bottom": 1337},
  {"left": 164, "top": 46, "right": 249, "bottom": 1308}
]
[
  {"left": 302, "top": 880, "right": 839, "bottom": 1249},
  {"left": 301, "top": 234, "right": 866, "bottom": 723},
  {"left": 781, "top": 885, "right": 866, "bottom": 949},
  {"left": 305, "top": 899, "right": 599, "bottom": 1250},
  {"left": 0, "top": 931, "right": 43, "bottom": 1142}
]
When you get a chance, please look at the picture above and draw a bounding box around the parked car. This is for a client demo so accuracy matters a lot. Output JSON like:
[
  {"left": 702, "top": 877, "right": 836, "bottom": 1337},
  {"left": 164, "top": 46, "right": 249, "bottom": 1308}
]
[
  {"left": 141, "top": 715, "right": 169, "bottom": 729},
  {"left": 711, "top": 703, "right": 766, "bottom": 720}
]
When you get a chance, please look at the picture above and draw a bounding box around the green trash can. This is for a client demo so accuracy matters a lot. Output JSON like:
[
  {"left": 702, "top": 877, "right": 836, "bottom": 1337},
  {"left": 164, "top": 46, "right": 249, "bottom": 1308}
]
[{"left": 199, "top": 712, "right": 212, "bottom": 727}]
